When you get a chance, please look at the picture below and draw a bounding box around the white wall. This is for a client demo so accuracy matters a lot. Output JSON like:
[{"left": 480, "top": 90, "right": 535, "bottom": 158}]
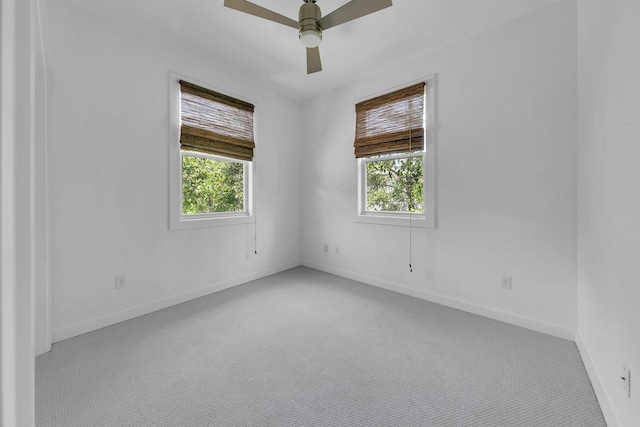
[
  {"left": 1, "top": 0, "right": 36, "bottom": 424},
  {"left": 34, "top": 0, "right": 51, "bottom": 356},
  {"left": 302, "top": 0, "right": 578, "bottom": 339},
  {"left": 577, "top": 0, "right": 640, "bottom": 426},
  {"left": 45, "top": 1, "right": 303, "bottom": 341}
]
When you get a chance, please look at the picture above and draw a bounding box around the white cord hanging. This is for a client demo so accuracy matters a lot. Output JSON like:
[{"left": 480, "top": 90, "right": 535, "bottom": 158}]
[
  {"left": 409, "top": 128, "right": 413, "bottom": 273},
  {"left": 254, "top": 158, "right": 258, "bottom": 255}
]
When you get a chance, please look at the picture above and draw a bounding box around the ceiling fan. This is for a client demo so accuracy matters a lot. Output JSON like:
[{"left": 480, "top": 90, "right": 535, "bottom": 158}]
[{"left": 223, "top": 0, "right": 393, "bottom": 74}]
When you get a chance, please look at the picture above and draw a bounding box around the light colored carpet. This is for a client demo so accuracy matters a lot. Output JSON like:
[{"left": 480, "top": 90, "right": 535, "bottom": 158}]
[{"left": 36, "top": 267, "right": 606, "bottom": 426}]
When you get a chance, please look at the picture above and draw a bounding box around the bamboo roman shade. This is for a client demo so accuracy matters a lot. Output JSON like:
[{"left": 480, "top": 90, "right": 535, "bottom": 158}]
[
  {"left": 354, "top": 82, "right": 425, "bottom": 158},
  {"left": 179, "top": 80, "right": 255, "bottom": 161}
]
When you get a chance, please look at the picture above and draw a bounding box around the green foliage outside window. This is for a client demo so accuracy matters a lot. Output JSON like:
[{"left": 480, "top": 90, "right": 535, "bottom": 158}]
[
  {"left": 366, "top": 155, "right": 424, "bottom": 213},
  {"left": 182, "top": 154, "right": 245, "bottom": 214}
]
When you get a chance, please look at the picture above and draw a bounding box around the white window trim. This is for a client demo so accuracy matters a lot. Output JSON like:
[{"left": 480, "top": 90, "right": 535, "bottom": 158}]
[
  {"left": 355, "top": 74, "right": 436, "bottom": 229},
  {"left": 169, "top": 72, "right": 255, "bottom": 230},
  {"left": 358, "top": 151, "right": 427, "bottom": 218}
]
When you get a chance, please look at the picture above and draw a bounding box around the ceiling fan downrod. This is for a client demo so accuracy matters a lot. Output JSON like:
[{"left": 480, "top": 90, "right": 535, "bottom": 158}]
[{"left": 299, "top": 0, "right": 322, "bottom": 48}]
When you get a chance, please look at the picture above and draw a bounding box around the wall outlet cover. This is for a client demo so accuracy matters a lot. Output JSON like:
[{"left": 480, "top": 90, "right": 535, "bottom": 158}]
[
  {"left": 501, "top": 275, "right": 512, "bottom": 290},
  {"left": 115, "top": 275, "right": 126, "bottom": 289}
]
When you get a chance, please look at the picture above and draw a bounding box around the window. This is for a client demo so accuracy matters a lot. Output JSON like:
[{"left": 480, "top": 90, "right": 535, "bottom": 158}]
[
  {"left": 363, "top": 153, "right": 424, "bottom": 213},
  {"left": 169, "top": 75, "right": 255, "bottom": 230},
  {"left": 355, "top": 77, "right": 436, "bottom": 228},
  {"left": 181, "top": 151, "right": 248, "bottom": 215}
]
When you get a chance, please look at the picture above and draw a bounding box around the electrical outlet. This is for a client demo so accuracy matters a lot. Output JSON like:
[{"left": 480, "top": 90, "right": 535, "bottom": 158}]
[
  {"left": 115, "top": 275, "right": 126, "bottom": 290},
  {"left": 335, "top": 246, "right": 340, "bottom": 255},
  {"left": 622, "top": 364, "right": 631, "bottom": 398},
  {"left": 324, "top": 244, "right": 329, "bottom": 253},
  {"left": 501, "top": 275, "right": 512, "bottom": 290}
]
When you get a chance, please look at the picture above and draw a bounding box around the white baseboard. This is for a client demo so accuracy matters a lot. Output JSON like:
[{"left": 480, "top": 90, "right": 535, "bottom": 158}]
[
  {"left": 575, "top": 332, "right": 619, "bottom": 427},
  {"left": 52, "top": 260, "right": 575, "bottom": 343},
  {"left": 303, "top": 262, "right": 576, "bottom": 341},
  {"left": 52, "top": 261, "right": 302, "bottom": 343}
]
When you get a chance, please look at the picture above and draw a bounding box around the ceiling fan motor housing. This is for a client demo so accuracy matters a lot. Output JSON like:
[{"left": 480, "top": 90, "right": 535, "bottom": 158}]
[{"left": 299, "top": 0, "right": 322, "bottom": 46}]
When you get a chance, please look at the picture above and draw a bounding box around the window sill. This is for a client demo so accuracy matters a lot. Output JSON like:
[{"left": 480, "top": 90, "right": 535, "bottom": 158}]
[
  {"left": 170, "top": 214, "right": 253, "bottom": 231},
  {"left": 354, "top": 213, "right": 435, "bottom": 229}
]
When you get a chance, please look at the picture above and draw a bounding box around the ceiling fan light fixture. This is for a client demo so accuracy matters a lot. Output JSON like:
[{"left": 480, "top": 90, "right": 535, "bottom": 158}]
[
  {"left": 299, "top": 29, "right": 322, "bottom": 48},
  {"left": 223, "top": 0, "right": 394, "bottom": 74}
]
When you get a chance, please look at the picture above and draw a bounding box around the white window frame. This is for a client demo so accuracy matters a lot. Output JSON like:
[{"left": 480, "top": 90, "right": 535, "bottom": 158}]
[
  {"left": 355, "top": 75, "right": 436, "bottom": 229},
  {"left": 180, "top": 150, "right": 253, "bottom": 215},
  {"left": 359, "top": 150, "right": 426, "bottom": 215},
  {"left": 169, "top": 73, "right": 254, "bottom": 230}
]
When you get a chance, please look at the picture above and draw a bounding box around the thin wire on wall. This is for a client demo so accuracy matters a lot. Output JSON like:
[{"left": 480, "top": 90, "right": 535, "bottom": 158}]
[
  {"left": 409, "top": 128, "right": 413, "bottom": 273},
  {"left": 254, "top": 155, "right": 258, "bottom": 255}
]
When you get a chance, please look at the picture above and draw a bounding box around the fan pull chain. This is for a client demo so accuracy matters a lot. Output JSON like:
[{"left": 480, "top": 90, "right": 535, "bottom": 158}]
[
  {"left": 254, "top": 159, "right": 258, "bottom": 255},
  {"left": 409, "top": 128, "right": 413, "bottom": 273}
]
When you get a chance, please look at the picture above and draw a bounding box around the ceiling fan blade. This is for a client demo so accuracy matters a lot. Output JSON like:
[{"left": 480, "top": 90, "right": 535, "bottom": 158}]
[
  {"left": 306, "top": 47, "right": 322, "bottom": 74},
  {"left": 318, "top": 0, "right": 392, "bottom": 30},
  {"left": 224, "top": 0, "right": 299, "bottom": 29}
]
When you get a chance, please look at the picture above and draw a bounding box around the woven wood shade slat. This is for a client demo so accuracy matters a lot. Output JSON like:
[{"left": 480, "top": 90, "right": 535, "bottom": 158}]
[
  {"left": 181, "top": 125, "right": 255, "bottom": 149},
  {"left": 179, "top": 80, "right": 255, "bottom": 161},
  {"left": 179, "top": 80, "right": 254, "bottom": 113},
  {"left": 354, "top": 128, "right": 424, "bottom": 158},
  {"left": 180, "top": 128, "right": 254, "bottom": 161},
  {"left": 355, "top": 83, "right": 425, "bottom": 112},
  {"left": 354, "top": 82, "right": 425, "bottom": 159},
  {"left": 354, "top": 128, "right": 425, "bottom": 147}
]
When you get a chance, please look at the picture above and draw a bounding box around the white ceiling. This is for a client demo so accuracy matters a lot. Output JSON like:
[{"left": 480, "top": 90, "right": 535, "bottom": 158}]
[{"left": 66, "top": 0, "right": 562, "bottom": 101}]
